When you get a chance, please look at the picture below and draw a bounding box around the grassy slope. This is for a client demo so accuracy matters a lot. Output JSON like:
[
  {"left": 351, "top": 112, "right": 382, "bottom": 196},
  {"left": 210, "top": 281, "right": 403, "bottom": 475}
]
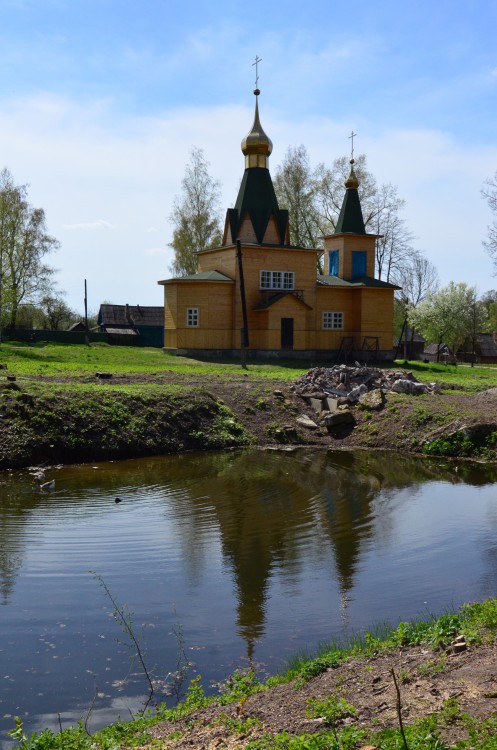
[{"left": 0, "top": 342, "right": 309, "bottom": 467}]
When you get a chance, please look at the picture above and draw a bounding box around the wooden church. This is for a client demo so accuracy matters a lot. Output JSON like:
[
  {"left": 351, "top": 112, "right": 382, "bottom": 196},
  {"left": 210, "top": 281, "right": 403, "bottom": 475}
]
[{"left": 158, "top": 87, "right": 398, "bottom": 360}]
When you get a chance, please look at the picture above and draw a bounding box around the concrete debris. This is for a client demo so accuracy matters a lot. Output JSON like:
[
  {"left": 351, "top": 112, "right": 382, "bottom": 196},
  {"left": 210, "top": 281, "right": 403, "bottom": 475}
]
[
  {"left": 296, "top": 415, "right": 319, "bottom": 430},
  {"left": 292, "top": 365, "right": 439, "bottom": 401},
  {"left": 323, "top": 410, "right": 356, "bottom": 428},
  {"left": 292, "top": 365, "right": 439, "bottom": 431},
  {"left": 358, "top": 388, "right": 385, "bottom": 411}
]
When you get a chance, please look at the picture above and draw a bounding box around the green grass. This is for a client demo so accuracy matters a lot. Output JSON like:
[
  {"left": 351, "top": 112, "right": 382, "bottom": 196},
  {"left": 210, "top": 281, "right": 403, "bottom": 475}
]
[
  {"left": 3, "top": 344, "right": 497, "bottom": 391},
  {"left": 394, "top": 359, "right": 497, "bottom": 392},
  {"left": 0, "top": 342, "right": 309, "bottom": 381}
]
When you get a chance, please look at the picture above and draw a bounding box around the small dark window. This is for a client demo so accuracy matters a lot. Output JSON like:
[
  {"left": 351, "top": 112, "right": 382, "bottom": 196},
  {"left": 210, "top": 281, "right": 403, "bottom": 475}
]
[{"left": 352, "top": 251, "right": 367, "bottom": 279}]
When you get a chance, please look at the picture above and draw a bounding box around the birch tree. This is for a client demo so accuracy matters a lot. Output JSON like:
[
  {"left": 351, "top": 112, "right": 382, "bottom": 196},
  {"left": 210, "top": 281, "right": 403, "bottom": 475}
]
[
  {"left": 0, "top": 169, "right": 58, "bottom": 332},
  {"left": 482, "top": 171, "right": 497, "bottom": 264},
  {"left": 169, "top": 148, "right": 222, "bottom": 277}
]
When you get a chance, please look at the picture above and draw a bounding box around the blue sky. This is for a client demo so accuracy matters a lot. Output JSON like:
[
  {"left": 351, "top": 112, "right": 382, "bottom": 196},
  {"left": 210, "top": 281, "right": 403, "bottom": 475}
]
[{"left": 1, "top": 0, "right": 496, "bottom": 314}]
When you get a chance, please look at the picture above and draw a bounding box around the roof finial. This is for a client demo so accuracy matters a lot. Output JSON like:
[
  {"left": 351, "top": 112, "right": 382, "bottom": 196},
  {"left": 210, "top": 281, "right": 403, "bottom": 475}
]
[
  {"left": 345, "top": 131, "right": 359, "bottom": 190},
  {"left": 252, "top": 55, "right": 262, "bottom": 95},
  {"left": 348, "top": 130, "right": 357, "bottom": 162}
]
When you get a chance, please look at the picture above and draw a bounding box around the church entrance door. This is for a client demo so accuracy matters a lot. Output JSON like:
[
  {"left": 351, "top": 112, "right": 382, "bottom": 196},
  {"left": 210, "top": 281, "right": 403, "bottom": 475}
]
[{"left": 281, "top": 318, "right": 294, "bottom": 349}]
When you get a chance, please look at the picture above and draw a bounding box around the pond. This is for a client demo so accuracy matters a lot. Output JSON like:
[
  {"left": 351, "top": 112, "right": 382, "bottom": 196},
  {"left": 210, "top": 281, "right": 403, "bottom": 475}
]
[{"left": 1, "top": 448, "right": 497, "bottom": 746}]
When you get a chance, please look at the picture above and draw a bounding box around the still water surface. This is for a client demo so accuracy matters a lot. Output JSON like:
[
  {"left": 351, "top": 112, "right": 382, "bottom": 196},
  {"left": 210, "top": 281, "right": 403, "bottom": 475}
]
[{"left": 1, "top": 448, "right": 497, "bottom": 745}]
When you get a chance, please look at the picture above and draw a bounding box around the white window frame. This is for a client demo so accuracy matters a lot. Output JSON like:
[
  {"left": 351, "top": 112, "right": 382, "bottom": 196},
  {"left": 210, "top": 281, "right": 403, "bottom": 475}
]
[
  {"left": 186, "top": 307, "right": 199, "bottom": 327},
  {"left": 322, "top": 311, "right": 344, "bottom": 330},
  {"left": 260, "top": 270, "right": 295, "bottom": 290}
]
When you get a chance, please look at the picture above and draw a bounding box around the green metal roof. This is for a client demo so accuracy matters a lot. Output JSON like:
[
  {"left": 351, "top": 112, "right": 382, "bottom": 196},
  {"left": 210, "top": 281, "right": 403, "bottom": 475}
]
[
  {"left": 169, "top": 270, "right": 234, "bottom": 282},
  {"left": 334, "top": 187, "right": 366, "bottom": 235},
  {"left": 317, "top": 274, "right": 400, "bottom": 289},
  {"left": 228, "top": 168, "right": 289, "bottom": 244}
]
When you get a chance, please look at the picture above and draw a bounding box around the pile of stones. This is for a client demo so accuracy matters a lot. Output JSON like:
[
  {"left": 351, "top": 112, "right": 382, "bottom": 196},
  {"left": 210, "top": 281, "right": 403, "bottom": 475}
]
[
  {"left": 293, "top": 365, "right": 439, "bottom": 400},
  {"left": 291, "top": 365, "right": 440, "bottom": 432}
]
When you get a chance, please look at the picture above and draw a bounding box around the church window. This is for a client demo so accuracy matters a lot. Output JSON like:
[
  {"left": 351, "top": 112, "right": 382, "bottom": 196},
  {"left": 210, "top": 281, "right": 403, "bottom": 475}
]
[
  {"left": 187, "top": 308, "right": 199, "bottom": 327},
  {"left": 352, "top": 251, "right": 367, "bottom": 278},
  {"left": 283, "top": 271, "right": 294, "bottom": 289},
  {"left": 323, "top": 311, "right": 343, "bottom": 330},
  {"left": 328, "top": 249, "right": 339, "bottom": 276},
  {"left": 260, "top": 270, "right": 295, "bottom": 290}
]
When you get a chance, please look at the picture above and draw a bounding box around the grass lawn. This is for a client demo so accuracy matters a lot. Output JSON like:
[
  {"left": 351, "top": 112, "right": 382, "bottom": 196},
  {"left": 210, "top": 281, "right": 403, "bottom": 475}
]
[
  {"left": 0, "top": 342, "right": 309, "bottom": 381},
  {"left": 2, "top": 341, "right": 497, "bottom": 392},
  {"left": 397, "top": 359, "right": 497, "bottom": 391}
]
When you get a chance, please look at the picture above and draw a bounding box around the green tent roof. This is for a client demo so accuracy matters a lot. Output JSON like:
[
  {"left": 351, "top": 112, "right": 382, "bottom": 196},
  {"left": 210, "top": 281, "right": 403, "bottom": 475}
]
[
  {"left": 228, "top": 168, "right": 289, "bottom": 244},
  {"left": 334, "top": 187, "right": 366, "bottom": 234}
]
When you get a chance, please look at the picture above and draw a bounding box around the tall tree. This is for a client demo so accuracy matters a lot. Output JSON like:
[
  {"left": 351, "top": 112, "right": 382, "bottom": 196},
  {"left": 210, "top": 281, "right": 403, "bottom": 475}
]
[
  {"left": 482, "top": 171, "right": 497, "bottom": 265},
  {"left": 39, "top": 293, "right": 77, "bottom": 330},
  {"left": 273, "top": 145, "right": 321, "bottom": 249},
  {"left": 394, "top": 252, "right": 439, "bottom": 356},
  {"left": 479, "top": 290, "right": 497, "bottom": 332},
  {"left": 0, "top": 168, "right": 58, "bottom": 331},
  {"left": 408, "top": 281, "right": 482, "bottom": 360},
  {"left": 397, "top": 253, "right": 439, "bottom": 308},
  {"left": 169, "top": 148, "right": 222, "bottom": 277}
]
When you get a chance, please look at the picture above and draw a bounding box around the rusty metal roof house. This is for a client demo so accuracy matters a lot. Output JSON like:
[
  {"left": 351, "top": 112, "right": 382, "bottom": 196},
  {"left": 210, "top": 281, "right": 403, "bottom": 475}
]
[{"left": 97, "top": 304, "right": 164, "bottom": 347}]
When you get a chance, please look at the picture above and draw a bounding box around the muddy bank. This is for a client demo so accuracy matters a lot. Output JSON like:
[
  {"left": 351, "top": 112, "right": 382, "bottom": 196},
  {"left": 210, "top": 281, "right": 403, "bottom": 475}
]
[{"left": 1, "top": 367, "right": 497, "bottom": 469}]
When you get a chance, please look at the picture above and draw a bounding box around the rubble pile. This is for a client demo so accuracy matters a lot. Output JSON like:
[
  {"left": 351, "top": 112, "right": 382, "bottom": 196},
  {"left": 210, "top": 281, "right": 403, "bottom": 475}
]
[{"left": 292, "top": 365, "right": 440, "bottom": 402}]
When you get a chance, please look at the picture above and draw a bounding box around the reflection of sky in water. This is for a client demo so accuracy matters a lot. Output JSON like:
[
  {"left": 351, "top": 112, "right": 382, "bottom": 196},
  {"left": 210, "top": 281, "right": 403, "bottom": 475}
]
[{"left": 1, "top": 449, "right": 497, "bottom": 746}]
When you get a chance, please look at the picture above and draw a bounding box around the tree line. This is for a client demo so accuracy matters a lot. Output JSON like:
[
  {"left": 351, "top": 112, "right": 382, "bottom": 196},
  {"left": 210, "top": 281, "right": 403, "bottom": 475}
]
[{"left": 0, "top": 168, "right": 84, "bottom": 334}]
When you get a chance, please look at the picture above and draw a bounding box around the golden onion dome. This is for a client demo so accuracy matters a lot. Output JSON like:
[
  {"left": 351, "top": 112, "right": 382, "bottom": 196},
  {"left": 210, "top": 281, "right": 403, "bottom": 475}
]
[
  {"left": 345, "top": 158, "right": 359, "bottom": 189},
  {"left": 241, "top": 89, "right": 273, "bottom": 168}
]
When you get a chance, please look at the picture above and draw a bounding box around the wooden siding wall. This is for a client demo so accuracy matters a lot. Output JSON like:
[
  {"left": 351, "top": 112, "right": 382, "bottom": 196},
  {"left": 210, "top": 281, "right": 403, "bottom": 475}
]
[
  {"left": 198, "top": 246, "right": 237, "bottom": 278},
  {"left": 164, "top": 285, "right": 177, "bottom": 349},
  {"left": 323, "top": 234, "right": 376, "bottom": 280},
  {"left": 165, "top": 239, "right": 394, "bottom": 354},
  {"left": 164, "top": 281, "right": 234, "bottom": 349},
  {"left": 233, "top": 245, "right": 318, "bottom": 349},
  {"left": 359, "top": 288, "right": 394, "bottom": 349},
  {"left": 262, "top": 216, "right": 281, "bottom": 244},
  {"left": 250, "top": 296, "right": 310, "bottom": 350},
  {"left": 314, "top": 287, "right": 362, "bottom": 349}
]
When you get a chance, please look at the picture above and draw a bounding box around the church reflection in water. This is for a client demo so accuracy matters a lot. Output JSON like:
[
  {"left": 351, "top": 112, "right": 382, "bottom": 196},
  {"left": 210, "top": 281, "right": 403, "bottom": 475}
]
[{"left": 164, "top": 448, "right": 481, "bottom": 659}]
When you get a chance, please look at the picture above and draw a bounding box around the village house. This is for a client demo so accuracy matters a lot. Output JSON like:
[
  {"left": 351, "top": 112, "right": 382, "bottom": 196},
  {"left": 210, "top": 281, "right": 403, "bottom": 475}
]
[
  {"left": 97, "top": 304, "right": 164, "bottom": 347},
  {"left": 158, "top": 88, "right": 399, "bottom": 360}
]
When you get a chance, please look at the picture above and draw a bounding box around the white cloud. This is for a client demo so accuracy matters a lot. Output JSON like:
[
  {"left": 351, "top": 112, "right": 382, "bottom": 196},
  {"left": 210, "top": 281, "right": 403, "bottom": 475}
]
[
  {"left": 62, "top": 220, "right": 115, "bottom": 230},
  {"left": 1, "top": 91, "right": 496, "bottom": 313}
]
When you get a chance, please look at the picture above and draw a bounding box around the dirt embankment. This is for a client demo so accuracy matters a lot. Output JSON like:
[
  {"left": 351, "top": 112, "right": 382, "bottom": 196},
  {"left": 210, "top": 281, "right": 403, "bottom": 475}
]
[
  {"left": 148, "top": 639, "right": 497, "bottom": 749},
  {"left": 1, "top": 366, "right": 497, "bottom": 468}
]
